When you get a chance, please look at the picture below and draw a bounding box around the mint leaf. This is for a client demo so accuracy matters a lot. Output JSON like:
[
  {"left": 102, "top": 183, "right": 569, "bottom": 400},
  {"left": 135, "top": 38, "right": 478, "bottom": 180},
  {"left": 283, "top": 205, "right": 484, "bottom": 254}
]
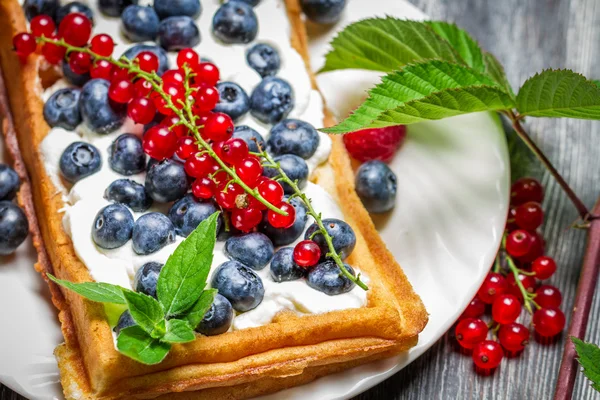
[
  {"left": 483, "top": 52, "right": 514, "bottom": 97},
  {"left": 123, "top": 290, "right": 166, "bottom": 339},
  {"left": 320, "top": 18, "right": 462, "bottom": 73},
  {"left": 157, "top": 212, "right": 219, "bottom": 317},
  {"left": 322, "top": 60, "right": 515, "bottom": 134},
  {"left": 184, "top": 288, "right": 217, "bottom": 329},
  {"left": 163, "top": 319, "right": 196, "bottom": 343},
  {"left": 593, "top": 80, "right": 600, "bottom": 88},
  {"left": 47, "top": 273, "right": 126, "bottom": 304},
  {"left": 424, "top": 21, "right": 484, "bottom": 73},
  {"left": 572, "top": 337, "right": 600, "bottom": 392},
  {"left": 116, "top": 326, "right": 171, "bottom": 365},
  {"left": 516, "top": 69, "right": 600, "bottom": 119}
]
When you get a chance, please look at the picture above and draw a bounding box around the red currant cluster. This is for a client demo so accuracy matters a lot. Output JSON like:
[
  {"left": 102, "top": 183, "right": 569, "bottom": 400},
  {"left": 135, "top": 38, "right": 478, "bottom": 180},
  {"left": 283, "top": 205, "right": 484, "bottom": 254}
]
[{"left": 455, "top": 177, "right": 565, "bottom": 374}]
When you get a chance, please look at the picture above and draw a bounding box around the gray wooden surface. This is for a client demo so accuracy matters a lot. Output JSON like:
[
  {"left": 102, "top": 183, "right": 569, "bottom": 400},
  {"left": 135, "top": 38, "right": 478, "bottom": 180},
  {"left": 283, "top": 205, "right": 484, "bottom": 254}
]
[{"left": 2, "top": 0, "right": 600, "bottom": 399}]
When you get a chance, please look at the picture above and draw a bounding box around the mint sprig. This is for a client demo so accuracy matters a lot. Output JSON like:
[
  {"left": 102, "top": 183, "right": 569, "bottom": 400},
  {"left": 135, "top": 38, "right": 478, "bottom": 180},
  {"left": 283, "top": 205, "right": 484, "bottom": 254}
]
[
  {"left": 47, "top": 212, "right": 220, "bottom": 365},
  {"left": 572, "top": 337, "right": 600, "bottom": 392}
]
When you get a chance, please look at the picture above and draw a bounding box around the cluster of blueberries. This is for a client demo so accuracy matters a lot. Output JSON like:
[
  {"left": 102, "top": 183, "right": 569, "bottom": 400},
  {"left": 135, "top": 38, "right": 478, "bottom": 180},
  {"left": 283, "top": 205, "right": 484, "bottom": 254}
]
[{"left": 0, "top": 164, "right": 29, "bottom": 256}]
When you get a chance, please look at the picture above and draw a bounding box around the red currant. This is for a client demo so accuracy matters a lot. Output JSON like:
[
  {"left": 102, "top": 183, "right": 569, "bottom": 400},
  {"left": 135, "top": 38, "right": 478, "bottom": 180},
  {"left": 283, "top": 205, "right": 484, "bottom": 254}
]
[
  {"left": 161, "top": 115, "right": 188, "bottom": 138},
  {"left": 185, "top": 152, "right": 217, "bottom": 178},
  {"left": 111, "top": 66, "right": 131, "bottom": 82},
  {"left": 534, "top": 285, "right": 562, "bottom": 308},
  {"left": 533, "top": 307, "right": 565, "bottom": 337},
  {"left": 477, "top": 272, "right": 507, "bottom": 304},
  {"left": 212, "top": 170, "right": 229, "bottom": 186},
  {"left": 135, "top": 51, "right": 159, "bottom": 73},
  {"left": 515, "top": 201, "right": 544, "bottom": 231},
  {"left": 204, "top": 112, "right": 234, "bottom": 142},
  {"left": 193, "top": 85, "right": 219, "bottom": 114},
  {"left": 90, "top": 59, "right": 113, "bottom": 80},
  {"left": 455, "top": 318, "right": 488, "bottom": 350},
  {"left": 152, "top": 83, "right": 184, "bottom": 115},
  {"left": 13, "top": 33, "right": 37, "bottom": 58},
  {"left": 41, "top": 35, "right": 65, "bottom": 64},
  {"left": 127, "top": 97, "right": 156, "bottom": 124},
  {"left": 109, "top": 79, "right": 134, "bottom": 104},
  {"left": 258, "top": 178, "right": 284, "bottom": 206},
  {"left": 30, "top": 15, "right": 55, "bottom": 37},
  {"left": 221, "top": 138, "right": 249, "bottom": 165},
  {"left": 506, "top": 206, "right": 518, "bottom": 232},
  {"left": 176, "top": 137, "right": 197, "bottom": 160},
  {"left": 195, "top": 62, "right": 220, "bottom": 86},
  {"left": 516, "top": 230, "right": 545, "bottom": 263},
  {"left": 460, "top": 297, "right": 486, "bottom": 320},
  {"left": 177, "top": 48, "right": 200, "bottom": 69},
  {"left": 68, "top": 51, "right": 92, "bottom": 74},
  {"left": 343, "top": 125, "right": 406, "bottom": 162},
  {"left": 498, "top": 323, "right": 530, "bottom": 352},
  {"left": 506, "top": 272, "right": 537, "bottom": 298},
  {"left": 511, "top": 177, "right": 544, "bottom": 206},
  {"left": 192, "top": 177, "right": 216, "bottom": 199},
  {"left": 90, "top": 34, "right": 114, "bottom": 57},
  {"left": 506, "top": 229, "right": 533, "bottom": 258},
  {"left": 293, "top": 240, "right": 321, "bottom": 268},
  {"left": 267, "top": 202, "right": 296, "bottom": 229},
  {"left": 231, "top": 207, "right": 262, "bottom": 232},
  {"left": 162, "top": 69, "right": 185, "bottom": 87},
  {"left": 142, "top": 125, "right": 177, "bottom": 160},
  {"left": 58, "top": 13, "right": 92, "bottom": 47},
  {"left": 472, "top": 340, "right": 503, "bottom": 370},
  {"left": 235, "top": 157, "right": 263, "bottom": 186},
  {"left": 531, "top": 256, "right": 556, "bottom": 280},
  {"left": 492, "top": 294, "right": 521, "bottom": 324},
  {"left": 216, "top": 183, "right": 243, "bottom": 209},
  {"left": 134, "top": 78, "right": 153, "bottom": 98}
]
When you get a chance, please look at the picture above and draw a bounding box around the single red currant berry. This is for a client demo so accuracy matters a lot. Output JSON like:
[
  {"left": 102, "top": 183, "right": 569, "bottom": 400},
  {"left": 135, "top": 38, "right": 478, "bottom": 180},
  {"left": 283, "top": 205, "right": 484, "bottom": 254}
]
[
  {"left": 212, "top": 170, "right": 228, "bottom": 186},
  {"left": 267, "top": 202, "right": 296, "bottom": 229},
  {"left": 293, "top": 240, "right": 321, "bottom": 268},
  {"left": 258, "top": 178, "right": 284, "bottom": 206},
  {"left": 192, "top": 177, "right": 216, "bottom": 199},
  {"left": 472, "top": 340, "right": 503, "bottom": 370},
  {"left": 231, "top": 207, "right": 262, "bottom": 232},
  {"left": 135, "top": 51, "right": 159, "bottom": 73},
  {"left": 30, "top": 15, "right": 56, "bottom": 37},
  {"left": 477, "top": 272, "right": 508, "bottom": 304},
  {"left": 511, "top": 177, "right": 544, "bottom": 206},
  {"left": 534, "top": 285, "right": 562, "bottom": 309},
  {"left": 195, "top": 62, "right": 220, "bottom": 86},
  {"left": 127, "top": 97, "right": 156, "bottom": 124},
  {"left": 515, "top": 201, "right": 544, "bottom": 231},
  {"left": 153, "top": 83, "right": 184, "bottom": 114},
  {"left": 492, "top": 294, "right": 521, "bottom": 324},
  {"left": 506, "top": 273, "right": 537, "bottom": 299},
  {"left": 13, "top": 33, "right": 37, "bottom": 58},
  {"left": 109, "top": 79, "right": 134, "bottom": 104},
  {"left": 216, "top": 183, "right": 244, "bottom": 209},
  {"left": 90, "top": 33, "right": 114, "bottom": 57},
  {"left": 111, "top": 66, "right": 130, "bottom": 82},
  {"left": 235, "top": 156, "right": 263, "bottom": 187},
  {"left": 41, "top": 35, "right": 66, "bottom": 64},
  {"left": 533, "top": 307, "right": 565, "bottom": 337},
  {"left": 162, "top": 69, "right": 185, "bottom": 87},
  {"left": 517, "top": 230, "right": 545, "bottom": 263},
  {"left": 58, "top": 13, "right": 92, "bottom": 47},
  {"left": 133, "top": 78, "right": 153, "bottom": 98},
  {"left": 177, "top": 48, "right": 200, "bottom": 69},
  {"left": 142, "top": 125, "right": 177, "bottom": 160},
  {"left": 193, "top": 85, "right": 219, "bottom": 114},
  {"left": 220, "top": 138, "right": 249, "bottom": 165},
  {"left": 185, "top": 152, "right": 217, "bottom": 178},
  {"left": 161, "top": 115, "right": 188, "bottom": 138},
  {"left": 68, "top": 51, "right": 92, "bottom": 74},
  {"left": 506, "top": 206, "right": 518, "bottom": 232},
  {"left": 506, "top": 229, "right": 533, "bottom": 258},
  {"left": 90, "top": 59, "right": 113, "bottom": 80},
  {"left": 204, "top": 112, "right": 234, "bottom": 142},
  {"left": 531, "top": 256, "right": 556, "bottom": 280},
  {"left": 498, "top": 323, "right": 530, "bottom": 353},
  {"left": 176, "top": 137, "right": 197, "bottom": 160},
  {"left": 455, "top": 318, "right": 488, "bottom": 350},
  {"left": 460, "top": 297, "right": 486, "bottom": 320}
]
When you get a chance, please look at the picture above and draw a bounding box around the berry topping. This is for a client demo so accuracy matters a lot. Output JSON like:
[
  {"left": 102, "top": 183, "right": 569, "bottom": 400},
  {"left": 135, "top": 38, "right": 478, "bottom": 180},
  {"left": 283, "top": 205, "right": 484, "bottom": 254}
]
[
  {"left": 249, "top": 77, "right": 294, "bottom": 124},
  {"left": 58, "top": 12, "right": 92, "bottom": 47},
  {"left": 0, "top": 165, "right": 20, "bottom": 201},
  {"left": 90, "top": 34, "right": 114, "bottom": 57},
  {"left": 232, "top": 125, "right": 265, "bottom": 153},
  {"left": 122, "top": 44, "right": 170, "bottom": 76},
  {"left": 92, "top": 204, "right": 134, "bottom": 249},
  {"left": 142, "top": 125, "right": 178, "bottom": 160},
  {"left": 98, "top": 0, "right": 135, "bottom": 17},
  {"left": 23, "top": 0, "right": 59, "bottom": 21},
  {"left": 511, "top": 177, "right": 544, "bottom": 205},
  {"left": 267, "top": 119, "right": 320, "bottom": 159},
  {"left": 214, "top": 82, "right": 250, "bottom": 122},
  {"left": 177, "top": 48, "right": 200, "bottom": 69},
  {"left": 114, "top": 310, "right": 136, "bottom": 335},
  {"left": 145, "top": 159, "right": 189, "bottom": 203},
  {"left": 12, "top": 33, "right": 37, "bottom": 58},
  {"left": 225, "top": 232, "right": 275, "bottom": 270},
  {"left": 515, "top": 201, "right": 544, "bottom": 231},
  {"left": 154, "top": 0, "right": 201, "bottom": 20},
  {"left": 196, "top": 294, "right": 233, "bottom": 336},
  {"left": 79, "top": 79, "right": 126, "bottom": 134},
  {"left": 505, "top": 229, "right": 533, "bottom": 258},
  {"left": 211, "top": 260, "right": 265, "bottom": 312},
  {"left": 260, "top": 197, "right": 308, "bottom": 246},
  {"left": 55, "top": 2, "right": 94, "bottom": 26},
  {"left": 246, "top": 43, "right": 280, "bottom": 77},
  {"left": 307, "top": 260, "right": 356, "bottom": 295},
  {"left": 30, "top": 15, "right": 55, "bottom": 37},
  {"left": 127, "top": 97, "right": 156, "bottom": 125},
  {"left": 293, "top": 240, "right": 321, "bottom": 268},
  {"left": 343, "top": 125, "right": 406, "bottom": 163},
  {"left": 43, "top": 88, "right": 81, "bottom": 130},
  {"left": 220, "top": 138, "right": 250, "bottom": 165},
  {"left": 104, "top": 179, "right": 153, "bottom": 212},
  {"left": 157, "top": 16, "right": 201, "bottom": 51},
  {"left": 0, "top": 201, "right": 29, "bottom": 256},
  {"left": 134, "top": 262, "right": 163, "bottom": 298},
  {"left": 195, "top": 62, "right": 220, "bottom": 86},
  {"left": 300, "top": 0, "right": 347, "bottom": 25},
  {"left": 305, "top": 218, "right": 356, "bottom": 260},
  {"left": 68, "top": 51, "right": 92, "bottom": 74},
  {"left": 184, "top": 152, "right": 217, "bottom": 178},
  {"left": 59, "top": 141, "right": 102, "bottom": 183},
  {"left": 212, "top": 2, "right": 258, "bottom": 44},
  {"left": 168, "top": 194, "right": 220, "bottom": 237},
  {"left": 235, "top": 156, "right": 263, "bottom": 187},
  {"left": 270, "top": 247, "right": 305, "bottom": 282},
  {"left": 267, "top": 202, "right": 296, "bottom": 229},
  {"left": 257, "top": 178, "right": 284, "bottom": 206},
  {"left": 204, "top": 112, "right": 234, "bottom": 142},
  {"left": 132, "top": 212, "right": 176, "bottom": 255},
  {"left": 355, "top": 160, "right": 397, "bottom": 213},
  {"left": 121, "top": 5, "right": 160, "bottom": 42},
  {"left": 263, "top": 154, "right": 309, "bottom": 194},
  {"left": 109, "top": 134, "right": 146, "bottom": 176},
  {"left": 193, "top": 85, "right": 220, "bottom": 114},
  {"left": 109, "top": 79, "right": 134, "bottom": 104}
]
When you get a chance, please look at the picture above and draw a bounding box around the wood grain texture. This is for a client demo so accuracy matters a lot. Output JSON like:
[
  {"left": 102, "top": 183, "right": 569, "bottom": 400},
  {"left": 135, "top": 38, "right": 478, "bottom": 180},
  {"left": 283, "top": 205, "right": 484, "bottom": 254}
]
[{"left": 1, "top": 0, "right": 600, "bottom": 399}]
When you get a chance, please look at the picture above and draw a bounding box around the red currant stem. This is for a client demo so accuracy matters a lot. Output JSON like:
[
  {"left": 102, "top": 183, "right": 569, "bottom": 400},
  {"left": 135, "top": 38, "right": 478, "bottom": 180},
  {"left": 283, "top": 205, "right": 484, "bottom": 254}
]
[
  {"left": 492, "top": 256, "right": 501, "bottom": 273},
  {"left": 518, "top": 269, "right": 536, "bottom": 277},
  {"left": 506, "top": 110, "right": 593, "bottom": 222},
  {"left": 506, "top": 256, "right": 539, "bottom": 313}
]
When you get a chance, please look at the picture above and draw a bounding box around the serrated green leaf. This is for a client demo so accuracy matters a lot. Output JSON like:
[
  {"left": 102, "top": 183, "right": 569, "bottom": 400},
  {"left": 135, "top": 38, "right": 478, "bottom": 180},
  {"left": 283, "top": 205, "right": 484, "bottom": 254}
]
[
  {"left": 123, "top": 290, "right": 166, "bottom": 339},
  {"left": 116, "top": 326, "right": 171, "bottom": 365},
  {"left": 157, "top": 212, "right": 219, "bottom": 317},
  {"left": 185, "top": 289, "right": 217, "bottom": 329},
  {"left": 163, "top": 319, "right": 196, "bottom": 343},
  {"left": 483, "top": 52, "right": 515, "bottom": 97},
  {"left": 322, "top": 60, "right": 515, "bottom": 134},
  {"left": 593, "top": 80, "right": 600, "bottom": 88},
  {"left": 424, "top": 21, "right": 485, "bottom": 73},
  {"left": 48, "top": 273, "right": 126, "bottom": 304},
  {"left": 572, "top": 337, "right": 600, "bottom": 392},
  {"left": 517, "top": 69, "right": 600, "bottom": 119},
  {"left": 320, "top": 18, "right": 462, "bottom": 73}
]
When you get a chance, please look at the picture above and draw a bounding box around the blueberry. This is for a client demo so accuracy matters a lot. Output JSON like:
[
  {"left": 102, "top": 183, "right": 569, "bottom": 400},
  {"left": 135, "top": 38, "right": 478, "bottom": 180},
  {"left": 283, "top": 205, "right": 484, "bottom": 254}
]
[
  {"left": 59, "top": 141, "right": 102, "bottom": 183},
  {"left": 0, "top": 165, "right": 20, "bottom": 201},
  {"left": 92, "top": 204, "right": 134, "bottom": 249},
  {"left": 23, "top": 0, "right": 59, "bottom": 21},
  {"left": 270, "top": 247, "right": 304, "bottom": 282},
  {"left": 300, "top": 0, "right": 346, "bottom": 25},
  {"left": 62, "top": 60, "right": 90, "bottom": 87},
  {"left": 268, "top": 119, "right": 320, "bottom": 159},
  {"left": 79, "top": 79, "right": 126, "bottom": 134},
  {"left": 263, "top": 154, "right": 308, "bottom": 194},
  {"left": 108, "top": 134, "right": 146, "bottom": 176},
  {"left": 145, "top": 159, "right": 189, "bottom": 203},
  {"left": 225, "top": 232, "right": 274, "bottom": 270},
  {"left": 120, "top": 5, "right": 159, "bottom": 42},
  {"left": 196, "top": 294, "right": 233, "bottom": 336},
  {"left": 168, "top": 194, "right": 220, "bottom": 237},
  {"left": 134, "top": 262, "right": 163, "bottom": 298},
  {"left": 154, "top": 0, "right": 201, "bottom": 19},
  {"left": 99, "top": 0, "right": 135, "bottom": 17},
  {"left": 114, "top": 310, "right": 136, "bottom": 335},
  {"left": 246, "top": 43, "right": 280, "bottom": 77},
  {"left": 157, "top": 16, "right": 201, "bottom": 51},
  {"left": 122, "top": 45, "right": 170, "bottom": 76},
  {"left": 305, "top": 218, "right": 356, "bottom": 260},
  {"left": 249, "top": 77, "right": 294, "bottom": 124},
  {"left": 55, "top": 2, "right": 94, "bottom": 26},
  {"left": 212, "top": 2, "right": 258, "bottom": 44},
  {"left": 0, "top": 201, "right": 28, "bottom": 256},
  {"left": 132, "top": 212, "right": 176, "bottom": 255},
  {"left": 355, "top": 161, "right": 397, "bottom": 213},
  {"left": 259, "top": 196, "right": 307, "bottom": 246},
  {"left": 43, "top": 88, "right": 82, "bottom": 130},
  {"left": 214, "top": 82, "right": 250, "bottom": 122},
  {"left": 231, "top": 125, "right": 265, "bottom": 153},
  {"left": 211, "top": 260, "right": 264, "bottom": 312},
  {"left": 307, "top": 260, "right": 356, "bottom": 295},
  {"left": 235, "top": 0, "right": 260, "bottom": 6},
  {"left": 105, "top": 179, "right": 153, "bottom": 212}
]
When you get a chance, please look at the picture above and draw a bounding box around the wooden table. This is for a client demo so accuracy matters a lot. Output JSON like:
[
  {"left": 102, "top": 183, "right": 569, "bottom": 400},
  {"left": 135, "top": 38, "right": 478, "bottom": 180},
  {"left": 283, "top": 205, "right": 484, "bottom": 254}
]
[{"left": 2, "top": 0, "right": 600, "bottom": 399}]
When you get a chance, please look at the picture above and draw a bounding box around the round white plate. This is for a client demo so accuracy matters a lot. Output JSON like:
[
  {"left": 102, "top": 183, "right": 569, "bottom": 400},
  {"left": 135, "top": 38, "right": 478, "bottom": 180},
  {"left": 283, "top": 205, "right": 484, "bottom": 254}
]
[{"left": 0, "top": 1, "right": 509, "bottom": 399}]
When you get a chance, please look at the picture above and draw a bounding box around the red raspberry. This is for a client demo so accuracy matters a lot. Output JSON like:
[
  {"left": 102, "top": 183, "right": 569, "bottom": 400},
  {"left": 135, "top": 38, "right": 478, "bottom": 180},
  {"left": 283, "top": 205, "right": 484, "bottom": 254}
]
[{"left": 342, "top": 125, "right": 406, "bottom": 162}]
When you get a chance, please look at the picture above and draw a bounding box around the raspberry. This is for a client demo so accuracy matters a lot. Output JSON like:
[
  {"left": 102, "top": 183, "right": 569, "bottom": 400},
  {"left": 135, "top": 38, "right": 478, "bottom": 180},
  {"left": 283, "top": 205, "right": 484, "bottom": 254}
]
[{"left": 343, "top": 125, "right": 406, "bottom": 162}]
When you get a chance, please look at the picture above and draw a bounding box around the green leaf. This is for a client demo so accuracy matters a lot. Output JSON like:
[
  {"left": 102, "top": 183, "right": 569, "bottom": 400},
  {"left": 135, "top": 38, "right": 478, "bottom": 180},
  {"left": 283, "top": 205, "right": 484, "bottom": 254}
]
[
  {"left": 123, "top": 290, "right": 166, "bottom": 339},
  {"left": 319, "top": 18, "right": 462, "bottom": 73},
  {"left": 593, "top": 80, "right": 600, "bottom": 88},
  {"left": 483, "top": 52, "right": 515, "bottom": 97},
  {"left": 163, "top": 319, "right": 196, "bottom": 343},
  {"left": 424, "top": 21, "right": 485, "bottom": 72},
  {"left": 157, "top": 212, "right": 219, "bottom": 317},
  {"left": 47, "top": 273, "right": 125, "bottom": 304},
  {"left": 322, "top": 60, "right": 515, "bottom": 134},
  {"left": 572, "top": 337, "right": 600, "bottom": 392},
  {"left": 116, "top": 326, "right": 171, "bottom": 365},
  {"left": 184, "top": 288, "right": 217, "bottom": 329},
  {"left": 516, "top": 69, "right": 600, "bottom": 119}
]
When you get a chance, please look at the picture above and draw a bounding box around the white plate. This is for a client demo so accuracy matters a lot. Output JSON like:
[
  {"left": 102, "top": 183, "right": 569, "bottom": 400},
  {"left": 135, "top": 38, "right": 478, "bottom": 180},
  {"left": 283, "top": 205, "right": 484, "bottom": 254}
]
[{"left": 0, "top": 1, "right": 509, "bottom": 399}]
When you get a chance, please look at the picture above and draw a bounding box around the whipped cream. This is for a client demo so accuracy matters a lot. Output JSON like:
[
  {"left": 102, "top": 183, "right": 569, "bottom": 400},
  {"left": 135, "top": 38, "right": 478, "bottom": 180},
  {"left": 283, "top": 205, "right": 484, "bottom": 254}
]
[{"left": 39, "top": 0, "right": 366, "bottom": 330}]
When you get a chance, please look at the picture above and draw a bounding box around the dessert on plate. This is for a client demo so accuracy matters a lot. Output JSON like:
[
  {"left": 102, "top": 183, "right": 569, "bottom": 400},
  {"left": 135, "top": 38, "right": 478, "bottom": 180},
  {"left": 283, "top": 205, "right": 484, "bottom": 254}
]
[{"left": 0, "top": 0, "right": 427, "bottom": 398}]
